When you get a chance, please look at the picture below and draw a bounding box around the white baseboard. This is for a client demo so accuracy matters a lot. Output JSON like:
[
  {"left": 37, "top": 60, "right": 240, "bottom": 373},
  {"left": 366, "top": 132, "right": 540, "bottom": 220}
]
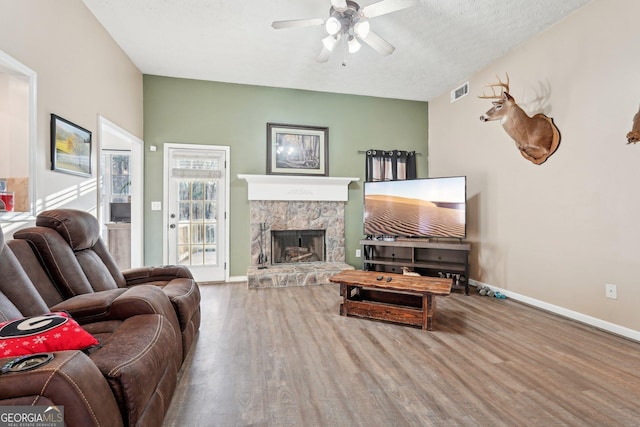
[
  {"left": 469, "top": 279, "right": 640, "bottom": 343},
  {"left": 229, "top": 275, "right": 248, "bottom": 283}
]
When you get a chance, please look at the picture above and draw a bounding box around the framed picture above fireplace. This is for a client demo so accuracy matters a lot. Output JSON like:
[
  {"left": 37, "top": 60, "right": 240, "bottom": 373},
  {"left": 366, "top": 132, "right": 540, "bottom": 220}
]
[{"left": 267, "top": 123, "right": 328, "bottom": 176}]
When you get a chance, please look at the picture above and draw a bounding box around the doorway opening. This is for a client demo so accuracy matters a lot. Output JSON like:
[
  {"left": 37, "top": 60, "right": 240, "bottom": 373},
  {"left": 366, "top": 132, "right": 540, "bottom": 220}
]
[{"left": 97, "top": 116, "right": 143, "bottom": 268}]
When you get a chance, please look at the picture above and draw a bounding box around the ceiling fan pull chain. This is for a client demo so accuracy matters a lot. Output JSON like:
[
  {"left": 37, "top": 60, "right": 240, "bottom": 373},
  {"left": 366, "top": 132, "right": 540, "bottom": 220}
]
[{"left": 342, "top": 36, "right": 348, "bottom": 67}]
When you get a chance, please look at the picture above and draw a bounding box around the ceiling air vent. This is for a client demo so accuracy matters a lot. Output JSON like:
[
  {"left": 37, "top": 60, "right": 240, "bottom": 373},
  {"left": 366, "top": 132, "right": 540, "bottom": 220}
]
[{"left": 450, "top": 82, "right": 469, "bottom": 103}]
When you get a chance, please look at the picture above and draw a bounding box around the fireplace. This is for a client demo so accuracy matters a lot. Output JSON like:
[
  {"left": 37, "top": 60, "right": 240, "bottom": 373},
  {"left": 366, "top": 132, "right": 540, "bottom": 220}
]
[
  {"left": 271, "top": 229, "right": 325, "bottom": 264},
  {"left": 250, "top": 200, "right": 344, "bottom": 266},
  {"left": 239, "top": 174, "right": 359, "bottom": 288}
]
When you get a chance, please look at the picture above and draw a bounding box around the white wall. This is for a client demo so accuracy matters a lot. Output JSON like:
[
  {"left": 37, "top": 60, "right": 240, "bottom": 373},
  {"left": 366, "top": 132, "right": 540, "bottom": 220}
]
[
  {"left": 0, "top": 73, "right": 29, "bottom": 177},
  {"left": 428, "top": 0, "right": 640, "bottom": 331},
  {"left": 0, "top": 0, "right": 142, "bottom": 233}
]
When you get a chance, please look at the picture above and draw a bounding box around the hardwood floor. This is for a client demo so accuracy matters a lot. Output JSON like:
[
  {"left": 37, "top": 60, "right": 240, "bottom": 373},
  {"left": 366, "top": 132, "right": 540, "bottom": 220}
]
[{"left": 164, "top": 283, "right": 640, "bottom": 426}]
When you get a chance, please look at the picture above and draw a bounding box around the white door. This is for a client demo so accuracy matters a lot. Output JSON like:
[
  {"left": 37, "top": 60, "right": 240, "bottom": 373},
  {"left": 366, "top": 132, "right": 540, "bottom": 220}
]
[{"left": 164, "top": 144, "right": 229, "bottom": 282}]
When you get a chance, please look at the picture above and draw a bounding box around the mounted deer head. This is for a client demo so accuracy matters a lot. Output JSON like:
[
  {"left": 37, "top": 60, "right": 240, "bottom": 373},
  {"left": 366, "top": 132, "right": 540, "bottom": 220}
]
[
  {"left": 479, "top": 74, "right": 560, "bottom": 165},
  {"left": 626, "top": 105, "right": 640, "bottom": 144}
]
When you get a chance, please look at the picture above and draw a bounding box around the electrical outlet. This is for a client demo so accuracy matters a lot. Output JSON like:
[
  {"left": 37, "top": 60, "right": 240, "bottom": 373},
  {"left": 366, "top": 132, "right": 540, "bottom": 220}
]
[
  {"left": 355, "top": 249, "right": 361, "bottom": 258},
  {"left": 151, "top": 201, "right": 162, "bottom": 211},
  {"left": 605, "top": 284, "right": 617, "bottom": 300}
]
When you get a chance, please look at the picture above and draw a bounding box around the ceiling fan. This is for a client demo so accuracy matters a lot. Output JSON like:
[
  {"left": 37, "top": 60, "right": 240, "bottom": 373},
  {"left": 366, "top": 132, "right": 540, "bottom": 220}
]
[{"left": 271, "top": 0, "right": 418, "bottom": 63}]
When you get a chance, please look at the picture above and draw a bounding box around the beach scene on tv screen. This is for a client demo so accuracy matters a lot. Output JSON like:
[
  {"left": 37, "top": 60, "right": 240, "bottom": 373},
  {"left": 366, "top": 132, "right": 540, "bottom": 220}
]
[{"left": 364, "top": 178, "right": 466, "bottom": 238}]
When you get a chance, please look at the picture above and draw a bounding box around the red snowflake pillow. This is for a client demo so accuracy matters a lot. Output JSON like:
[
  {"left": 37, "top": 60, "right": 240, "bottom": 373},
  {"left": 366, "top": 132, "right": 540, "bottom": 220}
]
[{"left": 0, "top": 312, "right": 99, "bottom": 357}]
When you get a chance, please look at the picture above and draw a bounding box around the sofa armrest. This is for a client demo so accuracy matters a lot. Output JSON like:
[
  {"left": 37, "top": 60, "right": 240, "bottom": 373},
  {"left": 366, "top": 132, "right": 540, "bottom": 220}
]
[
  {"left": 0, "top": 351, "right": 123, "bottom": 427},
  {"left": 49, "top": 289, "right": 128, "bottom": 324},
  {"left": 110, "top": 285, "right": 180, "bottom": 330},
  {"left": 123, "top": 265, "right": 193, "bottom": 285},
  {"left": 89, "top": 314, "right": 182, "bottom": 426},
  {"left": 50, "top": 286, "right": 180, "bottom": 340}
]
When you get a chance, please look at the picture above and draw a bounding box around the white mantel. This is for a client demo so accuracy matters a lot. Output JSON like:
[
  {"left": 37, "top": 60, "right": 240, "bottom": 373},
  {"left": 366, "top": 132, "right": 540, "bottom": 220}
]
[{"left": 238, "top": 174, "right": 359, "bottom": 201}]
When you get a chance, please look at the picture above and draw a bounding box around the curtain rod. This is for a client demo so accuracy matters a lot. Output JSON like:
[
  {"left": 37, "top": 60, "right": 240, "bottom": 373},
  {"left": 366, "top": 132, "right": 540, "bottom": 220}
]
[{"left": 357, "top": 150, "right": 422, "bottom": 155}]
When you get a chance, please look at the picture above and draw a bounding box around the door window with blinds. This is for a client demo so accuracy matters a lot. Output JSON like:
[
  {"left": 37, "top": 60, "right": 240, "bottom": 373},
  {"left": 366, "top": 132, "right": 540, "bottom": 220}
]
[{"left": 169, "top": 149, "right": 223, "bottom": 270}]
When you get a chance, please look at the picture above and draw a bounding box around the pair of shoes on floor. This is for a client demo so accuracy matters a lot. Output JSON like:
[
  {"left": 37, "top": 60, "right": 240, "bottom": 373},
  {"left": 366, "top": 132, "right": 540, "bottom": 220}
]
[
  {"left": 477, "top": 285, "right": 506, "bottom": 299},
  {"left": 477, "top": 285, "right": 493, "bottom": 297}
]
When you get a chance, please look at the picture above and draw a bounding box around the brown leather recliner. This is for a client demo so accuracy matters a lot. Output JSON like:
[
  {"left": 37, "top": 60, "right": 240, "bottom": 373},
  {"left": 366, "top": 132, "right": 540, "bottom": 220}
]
[
  {"left": 14, "top": 208, "right": 201, "bottom": 358},
  {"left": 8, "top": 239, "right": 182, "bottom": 334},
  {"left": 0, "top": 225, "right": 183, "bottom": 427}
]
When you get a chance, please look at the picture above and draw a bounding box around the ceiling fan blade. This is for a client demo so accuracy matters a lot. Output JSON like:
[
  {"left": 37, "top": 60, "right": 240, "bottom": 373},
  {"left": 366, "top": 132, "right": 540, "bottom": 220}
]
[
  {"left": 362, "top": 0, "right": 419, "bottom": 18},
  {"left": 317, "top": 47, "right": 332, "bottom": 63},
  {"left": 360, "top": 30, "right": 396, "bottom": 55},
  {"left": 330, "top": 0, "right": 348, "bottom": 10},
  {"left": 271, "top": 18, "right": 324, "bottom": 30}
]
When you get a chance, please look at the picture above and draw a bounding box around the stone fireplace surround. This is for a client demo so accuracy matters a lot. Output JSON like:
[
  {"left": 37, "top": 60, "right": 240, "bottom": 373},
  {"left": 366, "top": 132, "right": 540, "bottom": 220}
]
[{"left": 239, "top": 174, "right": 358, "bottom": 288}]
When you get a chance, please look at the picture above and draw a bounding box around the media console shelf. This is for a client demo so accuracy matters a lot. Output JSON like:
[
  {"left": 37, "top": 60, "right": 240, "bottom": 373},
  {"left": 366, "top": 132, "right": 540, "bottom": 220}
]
[{"left": 360, "top": 238, "right": 471, "bottom": 295}]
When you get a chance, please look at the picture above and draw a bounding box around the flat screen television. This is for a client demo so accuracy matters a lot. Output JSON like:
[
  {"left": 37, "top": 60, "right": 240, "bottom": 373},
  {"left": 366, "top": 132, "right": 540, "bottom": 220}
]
[
  {"left": 110, "top": 202, "right": 131, "bottom": 223},
  {"left": 363, "top": 176, "right": 466, "bottom": 239}
]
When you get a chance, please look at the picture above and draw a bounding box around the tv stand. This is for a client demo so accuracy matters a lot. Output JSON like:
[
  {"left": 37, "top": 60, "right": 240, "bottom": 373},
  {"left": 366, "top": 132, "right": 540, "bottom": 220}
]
[{"left": 360, "top": 238, "right": 471, "bottom": 295}]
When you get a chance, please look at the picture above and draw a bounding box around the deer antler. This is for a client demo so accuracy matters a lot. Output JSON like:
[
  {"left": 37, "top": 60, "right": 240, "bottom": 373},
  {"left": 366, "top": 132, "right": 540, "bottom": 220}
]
[{"left": 478, "top": 73, "right": 510, "bottom": 99}]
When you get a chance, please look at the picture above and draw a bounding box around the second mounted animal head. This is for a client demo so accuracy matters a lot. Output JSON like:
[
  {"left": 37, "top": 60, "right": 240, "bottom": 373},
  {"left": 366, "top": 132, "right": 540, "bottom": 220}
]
[{"left": 626, "top": 105, "right": 640, "bottom": 144}]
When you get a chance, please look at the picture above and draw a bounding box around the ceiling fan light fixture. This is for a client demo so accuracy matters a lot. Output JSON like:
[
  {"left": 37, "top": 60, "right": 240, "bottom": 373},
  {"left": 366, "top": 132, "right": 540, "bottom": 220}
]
[
  {"left": 354, "top": 20, "right": 370, "bottom": 38},
  {"left": 322, "top": 34, "right": 339, "bottom": 51},
  {"left": 325, "top": 16, "right": 341, "bottom": 35},
  {"left": 273, "top": 0, "right": 417, "bottom": 64},
  {"left": 348, "top": 36, "right": 361, "bottom": 53}
]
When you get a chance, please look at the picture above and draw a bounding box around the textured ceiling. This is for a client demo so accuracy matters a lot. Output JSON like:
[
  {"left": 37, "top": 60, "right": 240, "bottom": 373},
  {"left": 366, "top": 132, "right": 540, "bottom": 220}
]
[{"left": 82, "top": 0, "right": 592, "bottom": 102}]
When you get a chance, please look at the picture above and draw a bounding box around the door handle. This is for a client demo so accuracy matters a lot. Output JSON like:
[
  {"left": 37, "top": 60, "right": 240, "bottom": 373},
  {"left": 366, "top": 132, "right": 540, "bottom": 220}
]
[{"left": 169, "top": 224, "right": 176, "bottom": 229}]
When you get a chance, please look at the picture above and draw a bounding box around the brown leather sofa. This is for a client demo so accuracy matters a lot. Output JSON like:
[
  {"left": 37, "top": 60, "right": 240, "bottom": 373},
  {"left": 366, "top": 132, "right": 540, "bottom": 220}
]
[
  {"left": 14, "top": 208, "right": 201, "bottom": 358},
  {"left": 0, "top": 225, "right": 183, "bottom": 427},
  {"left": 7, "top": 238, "right": 182, "bottom": 335}
]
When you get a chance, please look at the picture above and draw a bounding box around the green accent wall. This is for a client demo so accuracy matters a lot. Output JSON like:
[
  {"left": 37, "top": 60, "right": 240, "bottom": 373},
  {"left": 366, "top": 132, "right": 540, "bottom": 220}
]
[{"left": 143, "top": 75, "right": 429, "bottom": 277}]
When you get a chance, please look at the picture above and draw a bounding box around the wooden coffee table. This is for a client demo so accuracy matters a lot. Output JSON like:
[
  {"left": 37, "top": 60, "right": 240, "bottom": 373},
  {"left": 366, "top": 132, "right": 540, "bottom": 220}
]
[{"left": 329, "top": 270, "right": 452, "bottom": 331}]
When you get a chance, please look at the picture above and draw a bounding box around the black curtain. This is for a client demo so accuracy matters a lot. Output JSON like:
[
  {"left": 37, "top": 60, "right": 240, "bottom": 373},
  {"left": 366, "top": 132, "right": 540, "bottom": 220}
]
[{"left": 365, "top": 150, "right": 416, "bottom": 182}]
